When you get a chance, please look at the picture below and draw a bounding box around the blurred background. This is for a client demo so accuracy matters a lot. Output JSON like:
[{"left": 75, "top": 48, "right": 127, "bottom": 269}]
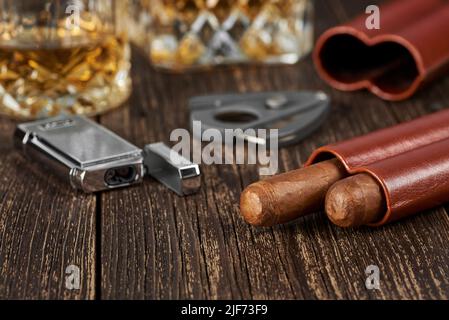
[{"left": 0, "top": 0, "right": 313, "bottom": 119}]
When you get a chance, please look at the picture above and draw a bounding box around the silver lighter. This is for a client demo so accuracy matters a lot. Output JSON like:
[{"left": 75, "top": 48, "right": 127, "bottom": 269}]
[{"left": 14, "top": 115, "right": 201, "bottom": 195}]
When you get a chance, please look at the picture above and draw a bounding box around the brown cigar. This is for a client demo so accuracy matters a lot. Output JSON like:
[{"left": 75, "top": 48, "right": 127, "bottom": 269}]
[
  {"left": 325, "top": 173, "right": 386, "bottom": 228},
  {"left": 240, "top": 159, "right": 347, "bottom": 227}
]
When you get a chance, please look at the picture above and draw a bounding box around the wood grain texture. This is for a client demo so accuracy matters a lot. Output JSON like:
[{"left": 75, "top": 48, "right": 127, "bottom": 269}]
[
  {"left": 1, "top": 0, "right": 449, "bottom": 300},
  {"left": 99, "top": 0, "right": 449, "bottom": 300},
  {"left": 0, "top": 118, "right": 96, "bottom": 299}
]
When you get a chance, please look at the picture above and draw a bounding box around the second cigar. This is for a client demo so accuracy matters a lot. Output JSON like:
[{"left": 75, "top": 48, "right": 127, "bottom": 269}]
[{"left": 325, "top": 173, "right": 386, "bottom": 228}]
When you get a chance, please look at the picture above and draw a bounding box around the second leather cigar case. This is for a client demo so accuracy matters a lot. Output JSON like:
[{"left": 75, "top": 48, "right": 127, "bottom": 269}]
[
  {"left": 314, "top": 0, "right": 449, "bottom": 101},
  {"left": 306, "top": 108, "right": 449, "bottom": 226}
]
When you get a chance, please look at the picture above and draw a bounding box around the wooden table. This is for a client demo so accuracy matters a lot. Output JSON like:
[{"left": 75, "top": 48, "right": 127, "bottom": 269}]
[{"left": 1, "top": 0, "right": 449, "bottom": 300}]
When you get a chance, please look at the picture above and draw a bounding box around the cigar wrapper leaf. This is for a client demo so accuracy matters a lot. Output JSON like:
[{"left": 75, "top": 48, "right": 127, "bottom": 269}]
[{"left": 240, "top": 159, "right": 347, "bottom": 227}]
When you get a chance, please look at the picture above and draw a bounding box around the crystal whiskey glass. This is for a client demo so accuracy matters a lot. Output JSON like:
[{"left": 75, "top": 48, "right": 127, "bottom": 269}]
[
  {"left": 0, "top": 0, "right": 132, "bottom": 119},
  {"left": 128, "top": 0, "right": 314, "bottom": 70}
]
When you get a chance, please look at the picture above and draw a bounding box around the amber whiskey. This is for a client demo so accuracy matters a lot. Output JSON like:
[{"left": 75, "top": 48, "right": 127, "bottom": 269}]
[{"left": 0, "top": 27, "right": 131, "bottom": 119}]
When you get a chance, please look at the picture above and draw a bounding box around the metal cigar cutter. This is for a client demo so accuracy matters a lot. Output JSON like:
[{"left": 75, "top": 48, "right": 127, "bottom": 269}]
[
  {"left": 14, "top": 115, "right": 201, "bottom": 195},
  {"left": 189, "top": 91, "right": 330, "bottom": 146}
]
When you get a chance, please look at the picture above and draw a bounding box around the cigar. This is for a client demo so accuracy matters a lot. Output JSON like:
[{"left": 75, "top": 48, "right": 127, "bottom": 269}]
[
  {"left": 240, "top": 159, "right": 347, "bottom": 227},
  {"left": 325, "top": 173, "right": 386, "bottom": 228}
]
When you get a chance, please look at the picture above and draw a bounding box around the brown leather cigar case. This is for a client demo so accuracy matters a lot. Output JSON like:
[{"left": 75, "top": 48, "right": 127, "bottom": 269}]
[
  {"left": 306, "top": 108, "right": 449, "bottom": 226},
  {"left": 351, "top": 138, "right": 449, "bottom": 226},
  {"left": 314, "top": 0, "right": 449, "bottom": 101}
]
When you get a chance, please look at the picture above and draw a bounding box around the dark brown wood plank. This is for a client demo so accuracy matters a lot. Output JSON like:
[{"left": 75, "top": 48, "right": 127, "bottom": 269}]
[
  {"left": 0, "top": 118, "right": 96, "bottom": 299},
  {"left": 100, "top": 0, "right": 449, "bottom": 299}
]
